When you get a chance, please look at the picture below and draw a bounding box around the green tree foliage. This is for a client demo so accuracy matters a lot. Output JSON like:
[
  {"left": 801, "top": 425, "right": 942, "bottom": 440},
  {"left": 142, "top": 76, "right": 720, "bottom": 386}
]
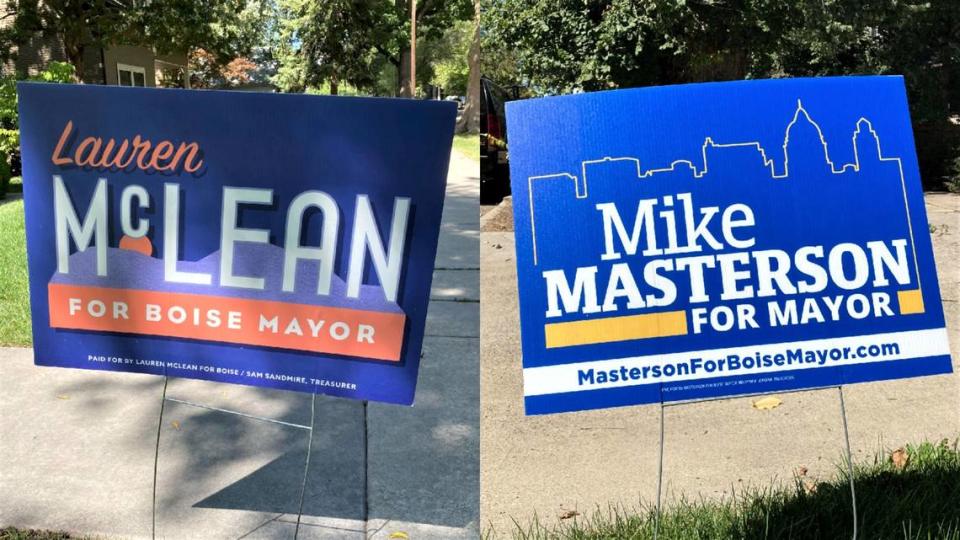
[
  {"left": 274, "top": 0, "right": 391, "bottom": 93},
  {"left": 134, "top": 0, "right": 260, "bottom": 60},
  {"left": 482, "top": 0, "right": 960, "bottom": 188},
  {"left": 0, "top": 61, "right": 74, "bottom": 185},
  {"left": 274, "top": 0, "right": 472, "bottom": 96},
  {"left": 424, "top": 19, "right": 472, "bottom": 95},
  {"left": 0, "top": 61, "right": 74, "bottom": 157},
  {"left": 2, "top": 0, "right": 261, "bottom": 79}
]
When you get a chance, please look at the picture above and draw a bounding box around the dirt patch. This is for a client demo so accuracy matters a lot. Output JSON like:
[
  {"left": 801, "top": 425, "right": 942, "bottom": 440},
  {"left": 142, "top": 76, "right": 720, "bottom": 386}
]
[{"left": 480, "top": 196, "right": 514, "bottom": 232}]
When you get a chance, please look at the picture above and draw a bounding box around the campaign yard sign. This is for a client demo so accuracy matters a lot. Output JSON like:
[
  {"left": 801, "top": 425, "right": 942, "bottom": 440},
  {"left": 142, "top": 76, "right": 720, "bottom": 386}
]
[
  {"left": 506, "top": 76, "right": 953, "bottom": 415},
  {"left": 18, "top": 83, "right": 456, "bottom": 405}
]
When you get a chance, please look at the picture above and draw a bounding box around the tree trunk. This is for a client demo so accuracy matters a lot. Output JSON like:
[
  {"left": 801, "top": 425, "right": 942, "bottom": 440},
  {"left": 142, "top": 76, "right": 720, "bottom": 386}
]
[
  {"left": 457, "top": 0, "right": 481, "bottom": 134},
  {"left": 330, "top": 75, "right": 339, "bottom": 95},
  {"left": 395, "top": 0, "right": 410, "bottom": 96},
  {"left": 64, "top": 42, "right": 85, "bottom": 83},
  {"left": 398, "top": 46, "right": 412, "bottom": 97},
  {"left": 409, "top": 0, "right": 416, "bottom": 97},
  {"left": 184, "top": 49, "right": 192, "bottom": 89}
]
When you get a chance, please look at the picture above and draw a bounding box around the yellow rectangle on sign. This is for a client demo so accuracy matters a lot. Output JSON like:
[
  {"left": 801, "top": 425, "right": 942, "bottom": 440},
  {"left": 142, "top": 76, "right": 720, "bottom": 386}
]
[
  {"left": 898, "top": 289, "right": 925, "bottom": 315},
  {"left": 544, "top": 310, "right": 688, "bottom": 348}
]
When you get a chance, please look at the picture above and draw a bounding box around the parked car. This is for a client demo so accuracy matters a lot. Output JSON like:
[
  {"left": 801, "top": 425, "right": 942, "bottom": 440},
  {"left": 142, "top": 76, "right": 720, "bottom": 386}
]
[
  {"left": 444, "top": 95, "right": 465, "bottom": 109},
  {"left": 480, "top": 77, "right": 513, "bottom": 204}
]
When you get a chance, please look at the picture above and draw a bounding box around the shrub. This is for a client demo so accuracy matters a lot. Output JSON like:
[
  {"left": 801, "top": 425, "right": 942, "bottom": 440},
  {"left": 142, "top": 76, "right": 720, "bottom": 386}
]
[
  {"left": 0, "top": 61, "right": 75, "bottom": 171},
  {"left": 0, "top": 150, "right": 10, "bottom": 200},
  {"left": 948, "top": 154, "right": 960, "bottom": 193}
]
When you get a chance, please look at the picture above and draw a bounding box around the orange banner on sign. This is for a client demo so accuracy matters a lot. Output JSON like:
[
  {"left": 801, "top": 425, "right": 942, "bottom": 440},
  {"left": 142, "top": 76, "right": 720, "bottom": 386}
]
[{"left": 48, "top": 283, "right": 406, "bottom": 361}]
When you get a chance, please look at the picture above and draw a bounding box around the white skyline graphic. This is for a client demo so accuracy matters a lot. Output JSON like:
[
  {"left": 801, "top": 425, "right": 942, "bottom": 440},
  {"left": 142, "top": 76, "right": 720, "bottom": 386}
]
[{"left": 525, "top": 99, "right": 920, "bottom": 293}]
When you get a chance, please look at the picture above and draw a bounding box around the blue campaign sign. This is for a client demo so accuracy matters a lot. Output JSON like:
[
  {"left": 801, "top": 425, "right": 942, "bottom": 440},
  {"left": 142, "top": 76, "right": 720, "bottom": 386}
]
[
  {"left": 18, "top": 83, "right": 455, "bottom": 405},
  {"left": 506, "top": 76, "right": 953, "bottom": 415}
]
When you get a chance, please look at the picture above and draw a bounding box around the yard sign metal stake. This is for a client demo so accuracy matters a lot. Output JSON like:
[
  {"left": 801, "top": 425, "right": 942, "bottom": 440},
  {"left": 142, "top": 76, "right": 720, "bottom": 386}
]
[
  {"left": 838, "top": 386, "right": 858, "bottom": 539},
  {"left": 651, "top": 386, "right": 860, "bottom": 539},
  {"left": 653, "top": 401, "right": 664, "bottom": 540},
  {"left": 294, "top": 391, "right": 318, "bottom": 539},
  {"left": 151, "top": 377, "right": 328, "bottom": 540},
  {"left": 151, "top": 375, "right": 169, "bottom": 540}
]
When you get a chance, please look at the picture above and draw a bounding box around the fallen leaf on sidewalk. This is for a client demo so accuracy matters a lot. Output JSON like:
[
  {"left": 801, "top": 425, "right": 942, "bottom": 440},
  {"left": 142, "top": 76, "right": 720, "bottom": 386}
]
[
  {"left": 795, "top": 466, "right": 808, "bottom": 477},
  {"left": 559, "top": 510, "right": 580, "bottom": 520},
  {"left": 388, "top": 532, "right": 408, "bottom": 539},
  {"left": 752, "top": 396, "right": 782, "bottom": 410},
  {"left": 56, "top": 395, "right": 70, "bottom": 400},
  {"left": 891, "top": 447, "right": 909, "bottom": 469},
  {"left": 171, "top": 420, "right": 181, "bottom": 431}
]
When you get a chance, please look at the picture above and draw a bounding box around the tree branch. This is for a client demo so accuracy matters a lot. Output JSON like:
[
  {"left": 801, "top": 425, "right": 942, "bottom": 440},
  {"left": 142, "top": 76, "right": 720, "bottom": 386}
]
[
  {"left": 416, "top": 0, "right": 437, "bottom": 22},
  {"left": 374, "top": 43, "right": 399, "bottom": 66}
]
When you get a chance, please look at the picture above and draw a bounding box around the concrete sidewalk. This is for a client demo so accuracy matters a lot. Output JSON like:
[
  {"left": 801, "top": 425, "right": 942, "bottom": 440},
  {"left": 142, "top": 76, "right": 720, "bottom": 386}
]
[
  {"left": 0, "top": 150, "right": 479, "bottom": 539},
  {"left": 480, "top": 193, "right": 960, "bottom": 536}
]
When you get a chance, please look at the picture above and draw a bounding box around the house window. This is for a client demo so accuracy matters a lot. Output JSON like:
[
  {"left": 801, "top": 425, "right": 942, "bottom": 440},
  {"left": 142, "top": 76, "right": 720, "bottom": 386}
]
[{"left": 117, "top": 63, "right": 146, "bottom": 87}]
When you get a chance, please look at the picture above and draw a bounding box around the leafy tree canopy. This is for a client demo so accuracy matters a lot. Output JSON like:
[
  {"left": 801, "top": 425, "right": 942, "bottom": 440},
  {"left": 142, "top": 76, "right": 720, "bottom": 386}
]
[
  {"left": 482, "top": 0, "right": 960, "bottom": 187},
  {"left": 424, "top": 19, "right": 473, "bottom": 96},
  {"left": 274, "top": 0, "right": 473, "bottom": 95},
  {"left": 0, "top": 61, "right": 74, "bottom": 157},
  {"left": 482, "top": 0, "right": 958, "bottom": 118},
  {"left": 2, "top": 0, "right": 265, "bottom": 78}
]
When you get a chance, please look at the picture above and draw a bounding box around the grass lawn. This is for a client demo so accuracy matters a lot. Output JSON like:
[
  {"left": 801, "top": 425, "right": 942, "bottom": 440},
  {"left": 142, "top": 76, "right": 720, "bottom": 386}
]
[
  {"left": 0, "top": 198, "right": 31, "bottom": 346},
  {"left": 454, "top": 133, "right": 480, "bottom": 160},
  {"left": 0, "top": 527, "right": 81, "bottom": 539},
  {"left": 501, "top": 439, "right": 960, "bottom": 539}
]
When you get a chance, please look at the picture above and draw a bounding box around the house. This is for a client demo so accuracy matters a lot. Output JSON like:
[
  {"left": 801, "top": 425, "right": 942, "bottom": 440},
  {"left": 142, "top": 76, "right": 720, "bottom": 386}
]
[{"left": 0, "top": 0, "right": 189, "bottom": 88}]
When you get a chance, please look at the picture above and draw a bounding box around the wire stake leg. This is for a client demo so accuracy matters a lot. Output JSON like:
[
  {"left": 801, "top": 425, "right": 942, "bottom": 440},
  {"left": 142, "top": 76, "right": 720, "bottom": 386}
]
[
  {"left": 838, "top": 385, "right": 858, "bottom": 540},
  {"left": 294, "top": 391, "right": 318, "bottom": 539},
  {"left": 151, "top": 376, "right": 170, "bottom": 540},
  {"left": 653, "top": 402, "right": 665, "bottom": 540}
]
